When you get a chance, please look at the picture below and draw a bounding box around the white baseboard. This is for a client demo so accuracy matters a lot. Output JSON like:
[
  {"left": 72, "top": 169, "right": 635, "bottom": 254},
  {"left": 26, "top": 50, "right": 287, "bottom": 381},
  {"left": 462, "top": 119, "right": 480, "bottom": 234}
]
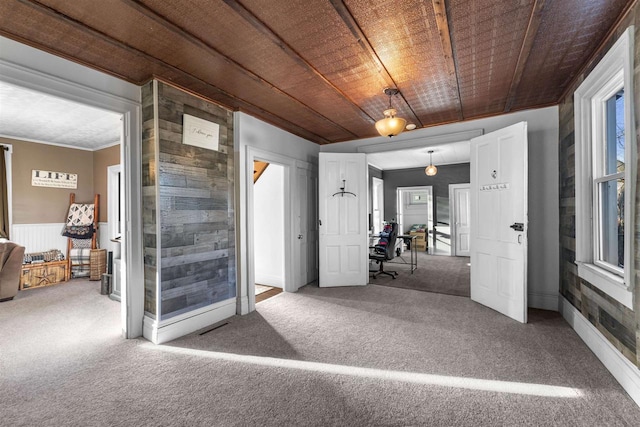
[
  {"left": 560, "top": 296, "right": 640, "bottom": 407},
  {"left": 528, "top": 291, "right": 559, "bottom": 311},
  {"left": 143, "top": 299, "right": 236, "bottom": 344}
]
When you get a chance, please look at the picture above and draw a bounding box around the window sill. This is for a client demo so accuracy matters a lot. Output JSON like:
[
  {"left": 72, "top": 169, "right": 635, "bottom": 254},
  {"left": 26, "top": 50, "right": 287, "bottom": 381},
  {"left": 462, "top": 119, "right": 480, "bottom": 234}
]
[{"left": 576, "top": 261, "right": 633, "bottom": 310}]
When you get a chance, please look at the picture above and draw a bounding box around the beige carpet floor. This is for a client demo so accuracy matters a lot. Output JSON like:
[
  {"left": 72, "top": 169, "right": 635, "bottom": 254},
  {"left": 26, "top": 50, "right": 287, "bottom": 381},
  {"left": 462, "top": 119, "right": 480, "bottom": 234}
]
[
  {"left": 371, "top": 251, "right": 471, "bottom": 297},
  {"left": 1, "top": 279, "right": 639, "bottom": 426}
]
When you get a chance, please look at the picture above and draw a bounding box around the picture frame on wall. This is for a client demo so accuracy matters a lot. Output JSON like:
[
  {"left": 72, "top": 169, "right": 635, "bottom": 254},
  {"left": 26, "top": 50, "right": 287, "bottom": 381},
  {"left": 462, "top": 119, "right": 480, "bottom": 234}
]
[{"left": 182, "top": 114, "right": 220, "bottom": 151}]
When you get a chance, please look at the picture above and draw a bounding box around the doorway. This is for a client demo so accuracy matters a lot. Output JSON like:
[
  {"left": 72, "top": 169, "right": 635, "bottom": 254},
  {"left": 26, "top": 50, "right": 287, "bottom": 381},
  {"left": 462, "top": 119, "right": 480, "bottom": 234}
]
[
  {"left": 253, "top": 161, "right": 285, "bottom": 303},
  {"left": 0, "top": 41, "right": 143, "bottom": 338}
]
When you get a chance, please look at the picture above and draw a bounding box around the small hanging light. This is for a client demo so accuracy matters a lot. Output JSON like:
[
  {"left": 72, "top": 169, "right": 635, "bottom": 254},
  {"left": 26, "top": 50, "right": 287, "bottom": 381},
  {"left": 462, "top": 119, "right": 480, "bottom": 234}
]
[
  {"left": 425, "top": 150, "right": 438, "bottom": 176},
  {"left": 375, "top": 88, "right": 407, "bottom": 138}
]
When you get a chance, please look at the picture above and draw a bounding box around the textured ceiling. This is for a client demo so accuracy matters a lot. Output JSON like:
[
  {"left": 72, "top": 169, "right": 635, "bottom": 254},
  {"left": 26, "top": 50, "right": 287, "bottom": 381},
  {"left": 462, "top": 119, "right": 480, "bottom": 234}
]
[
  {"left": 0, "top": 80, "right": 121, "bottom": 149},
  {"left": 0, "top": 0, "right": 633, "bottom": 145}
]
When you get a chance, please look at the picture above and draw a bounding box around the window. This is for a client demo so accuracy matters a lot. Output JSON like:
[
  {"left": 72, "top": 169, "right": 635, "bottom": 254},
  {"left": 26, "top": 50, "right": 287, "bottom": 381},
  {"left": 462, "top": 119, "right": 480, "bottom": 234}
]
[{"left": 574, "top": 26, "right": 636, "bottom": 309}]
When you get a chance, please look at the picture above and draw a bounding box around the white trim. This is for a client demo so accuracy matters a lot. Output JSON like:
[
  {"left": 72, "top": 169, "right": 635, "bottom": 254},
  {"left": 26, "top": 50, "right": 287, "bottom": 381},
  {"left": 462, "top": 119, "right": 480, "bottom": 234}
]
[
  {"left": 449, "top": 183, "right": 470, "bottom": 257},
  {"left": 576, "top": 262, "right": 633, "bottom": 309},
  {"left": 0, "top": 38, "right": 144, "bottom": 339},
  {"left": 356, "top": 129, "right": 483, "bottom": 154},
  {"left": 0, "top": 133, "right": 97, "bottom": 152},
  {"left": 559, "top": 296, "right": 640, "bottom": 407},
  {"left": 527, "top": 291, "right": 558, "bottom": 311},
  {"left": 574, "top": 26, "right": 635, "bottom": 308},
  {"left": 0, "top": 133, "right": 120, "bottom": 152},
  {"left": 245, "top": 146, "right": 295, "bottom": 313},
  {"left": 143, "top": 299, "right": 236, "bottom": 344},
  {"left": 107, "top": 165, "right": 122, "bottom": 241},
  {"left": 2, "top": 143, "right": 12, "bottom": 235}
]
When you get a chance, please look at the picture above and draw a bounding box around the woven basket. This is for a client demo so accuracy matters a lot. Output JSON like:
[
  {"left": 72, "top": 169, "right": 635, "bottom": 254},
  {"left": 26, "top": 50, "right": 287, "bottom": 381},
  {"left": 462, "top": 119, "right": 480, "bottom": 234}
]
[{"left": 90, "top": 249, "right": 107, "bottom": 281}]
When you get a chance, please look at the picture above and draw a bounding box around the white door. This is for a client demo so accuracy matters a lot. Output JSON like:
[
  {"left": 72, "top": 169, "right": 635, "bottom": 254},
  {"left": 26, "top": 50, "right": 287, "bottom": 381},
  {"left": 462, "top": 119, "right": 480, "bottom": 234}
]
[
  {"left": 295, "top": 164, "right": 318, "bottom": 289},
  {"left": 372, "top": 177, "right": 384, "bottom": 234},
  {"left": 451, "top": 184, "right": 471, "bottom": 257},
  {"left": 319, "top": 153, "right": 368, "bottom": 287},
  {"left": 470, "top": 122, "right": 528, "bottom": 323}
]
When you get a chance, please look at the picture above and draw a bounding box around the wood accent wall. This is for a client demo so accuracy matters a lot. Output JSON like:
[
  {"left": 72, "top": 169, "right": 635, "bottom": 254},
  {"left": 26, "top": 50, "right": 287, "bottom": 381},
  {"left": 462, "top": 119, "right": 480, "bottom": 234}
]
[
  {"left": 558, "top": 7, "right": 640, "bottom": 367},
  {"left": 142, "top": 80, "right": 235, "bottom": 320}
]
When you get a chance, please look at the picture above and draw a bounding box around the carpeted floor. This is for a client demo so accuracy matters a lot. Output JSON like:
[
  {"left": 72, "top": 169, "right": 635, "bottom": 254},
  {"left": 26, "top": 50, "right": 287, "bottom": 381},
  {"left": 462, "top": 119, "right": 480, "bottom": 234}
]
[
  {"left": 2, "top": 279, "right": 640, "bottom": 426},
  {"left": 371, "top": 251, "right": 470, "bottom": 297}
]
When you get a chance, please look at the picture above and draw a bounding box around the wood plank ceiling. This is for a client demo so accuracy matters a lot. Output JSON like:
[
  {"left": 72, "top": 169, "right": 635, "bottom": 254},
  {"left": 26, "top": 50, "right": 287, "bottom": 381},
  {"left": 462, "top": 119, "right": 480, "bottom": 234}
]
[{"left": 0, "top": 0, "right": 633, "bottom": 145}]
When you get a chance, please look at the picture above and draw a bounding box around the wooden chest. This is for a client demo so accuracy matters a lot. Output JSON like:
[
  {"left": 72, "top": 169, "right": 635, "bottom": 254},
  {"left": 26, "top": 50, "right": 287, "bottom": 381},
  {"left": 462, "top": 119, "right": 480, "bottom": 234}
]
[{"left": 20, "top": 260, "right": 68, "bottom": 290}]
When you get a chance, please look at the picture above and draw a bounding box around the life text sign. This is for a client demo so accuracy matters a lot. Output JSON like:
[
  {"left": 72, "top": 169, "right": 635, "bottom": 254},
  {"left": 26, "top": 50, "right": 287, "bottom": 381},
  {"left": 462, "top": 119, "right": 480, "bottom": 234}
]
[
  {"left": 31, "top": 170, "right": 78, "bottom": 189},
  {"left": 182, "top": 113, "right": 220, "bottom": 151}
]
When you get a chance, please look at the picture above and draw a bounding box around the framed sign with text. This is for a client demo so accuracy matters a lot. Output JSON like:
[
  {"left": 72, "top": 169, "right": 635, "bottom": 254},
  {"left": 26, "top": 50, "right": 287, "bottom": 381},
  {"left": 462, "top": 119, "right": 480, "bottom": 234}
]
[
  {"left": 182, "top": 114, "right": 220, "bottom": 151},
  {"left": 32, "top": 170, "right": 78, "bottom": 189}
]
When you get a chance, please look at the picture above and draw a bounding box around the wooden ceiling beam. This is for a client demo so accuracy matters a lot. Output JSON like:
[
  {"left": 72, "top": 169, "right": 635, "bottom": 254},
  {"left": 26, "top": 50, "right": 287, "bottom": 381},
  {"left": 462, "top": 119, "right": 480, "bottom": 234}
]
[
  {"left": 328, "top": 0, "right": 423, "bottom": 127},
  {"left": 15, "top": 0, "right": 332, "bottom": 144},
  {"left": 223, "top": 0, "right": 376, "bottom": 125},
  {"left": 503, "top": 0, "right": 546, "bottom": 112},
  {"left": 431, "top": 0, "right": 463, "bottom": 121},
  {"left": 120, "top": 0, "right": 359, "bottom": 139}
]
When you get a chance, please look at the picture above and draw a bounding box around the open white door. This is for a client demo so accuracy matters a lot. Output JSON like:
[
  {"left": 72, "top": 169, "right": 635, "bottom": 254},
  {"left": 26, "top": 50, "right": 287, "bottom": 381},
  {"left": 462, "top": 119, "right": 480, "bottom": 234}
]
[
  {"left": 319, "top": 153, "right": 368, "bottom": 287},
  {"left": 295, "top": 163, "right": 318, "bottom": 289},
  {"left": 470, "top": 122, "right": 528, "bottom": 323},
  {"left": 450, "top": 184, "right": 471, "bottom": 257}
]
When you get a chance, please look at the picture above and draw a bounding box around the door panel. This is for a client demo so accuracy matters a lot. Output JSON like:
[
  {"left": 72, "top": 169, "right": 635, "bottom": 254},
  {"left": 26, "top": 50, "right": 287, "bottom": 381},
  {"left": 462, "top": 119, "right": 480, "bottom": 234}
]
[
  {"left": 470, "top": 122, "right": 528, "bottom": 323},
  {"left": 319, "top": 153, "right": 368, "bottom": 287}
]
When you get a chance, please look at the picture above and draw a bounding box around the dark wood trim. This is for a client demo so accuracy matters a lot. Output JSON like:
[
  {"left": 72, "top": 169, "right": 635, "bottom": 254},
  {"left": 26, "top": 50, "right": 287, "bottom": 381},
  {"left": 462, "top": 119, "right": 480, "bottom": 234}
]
[
  {"left": 328, "top": 0, "right": 423, "bottom": 127},
  {"left": 432, "top": 0, "right": 463, "bottom": 120},
  {"left": 503, "top": 0, "right": 547, "bottom": 112},
  {"left": 223, "top": 0, "right": 376, "bottom": 125},
  {"left": 121, "top": 0, "right": 359, "bottom": 139},
  {"left": 14, "top": 0, "right": 331, "bottom": 144}
]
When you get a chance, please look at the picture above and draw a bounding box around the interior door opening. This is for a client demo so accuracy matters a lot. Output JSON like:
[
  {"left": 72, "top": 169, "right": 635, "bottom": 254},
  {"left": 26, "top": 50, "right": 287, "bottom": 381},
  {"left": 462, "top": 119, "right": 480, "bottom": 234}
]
[{"left": 253, "top": 161, "right": 285, "bottom": 303}]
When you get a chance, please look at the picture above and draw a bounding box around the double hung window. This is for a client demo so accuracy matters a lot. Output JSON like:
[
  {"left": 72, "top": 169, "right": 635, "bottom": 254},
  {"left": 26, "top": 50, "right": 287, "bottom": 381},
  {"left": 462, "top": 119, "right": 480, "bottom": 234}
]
[{"left": 574, "top": 27, "right": 636, "bottom": 309}]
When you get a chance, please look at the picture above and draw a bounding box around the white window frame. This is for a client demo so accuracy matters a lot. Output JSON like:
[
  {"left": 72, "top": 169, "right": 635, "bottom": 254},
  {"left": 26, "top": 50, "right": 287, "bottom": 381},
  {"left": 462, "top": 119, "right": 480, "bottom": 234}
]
[{"left": 574, "top": 26, "right": 636, "bottom": 310}]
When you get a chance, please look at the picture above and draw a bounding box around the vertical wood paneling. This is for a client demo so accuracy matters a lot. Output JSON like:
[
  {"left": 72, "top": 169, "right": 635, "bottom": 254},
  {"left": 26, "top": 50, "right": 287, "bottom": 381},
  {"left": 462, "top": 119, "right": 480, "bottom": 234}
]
[{"left": 142, "top": 80, "right": 235, "bottom": 321}]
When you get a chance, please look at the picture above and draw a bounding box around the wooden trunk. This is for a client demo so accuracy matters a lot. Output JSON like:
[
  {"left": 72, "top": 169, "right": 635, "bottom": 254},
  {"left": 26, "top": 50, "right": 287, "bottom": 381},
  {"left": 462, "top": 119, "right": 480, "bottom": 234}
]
[{"left": 20, "top": 260, "right": 68, "bottom": 290}]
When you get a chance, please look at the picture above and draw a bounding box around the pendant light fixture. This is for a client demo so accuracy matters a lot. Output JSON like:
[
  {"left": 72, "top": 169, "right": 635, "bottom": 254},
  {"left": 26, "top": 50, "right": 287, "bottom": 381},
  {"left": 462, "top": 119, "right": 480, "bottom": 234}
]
[
  {"left": 425, "top": 150, "right": 438, "bottom": 176},
  {"left": 375, "top": 88, "right": 407, "bottom": 138}
]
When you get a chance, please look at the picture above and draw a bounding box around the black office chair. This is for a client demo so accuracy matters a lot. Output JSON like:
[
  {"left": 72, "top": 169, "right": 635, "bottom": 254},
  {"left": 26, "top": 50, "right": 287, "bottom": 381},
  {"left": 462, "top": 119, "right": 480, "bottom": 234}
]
[{"left": 369, "top": 222, "right": 399, "bottom": 279}]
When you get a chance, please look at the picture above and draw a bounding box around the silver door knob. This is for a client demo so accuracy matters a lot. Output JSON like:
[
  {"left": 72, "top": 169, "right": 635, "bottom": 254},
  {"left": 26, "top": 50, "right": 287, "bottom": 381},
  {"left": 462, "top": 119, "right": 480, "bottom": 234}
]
[{"left": 298, "top": 234, "right": 303, "bottom": 239}]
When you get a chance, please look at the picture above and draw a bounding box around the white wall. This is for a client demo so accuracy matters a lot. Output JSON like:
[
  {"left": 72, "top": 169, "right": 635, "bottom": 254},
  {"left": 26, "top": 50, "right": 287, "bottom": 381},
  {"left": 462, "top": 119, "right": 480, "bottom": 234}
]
[
  {"left": 253, "top": 164, "right": 285, "bottom": 287},
  {"left": 235, "top": 112, "right": 320, "bottom": 314},
  {"left": 322, "top": 107, "right": 561, "bottom": 311}
]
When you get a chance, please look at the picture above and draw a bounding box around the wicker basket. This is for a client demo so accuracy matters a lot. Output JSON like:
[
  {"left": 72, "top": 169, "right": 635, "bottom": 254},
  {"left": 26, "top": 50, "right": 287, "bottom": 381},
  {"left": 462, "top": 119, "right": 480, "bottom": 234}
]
[{"left": 89, "top": 249, "right": 107, "bottom": 281}]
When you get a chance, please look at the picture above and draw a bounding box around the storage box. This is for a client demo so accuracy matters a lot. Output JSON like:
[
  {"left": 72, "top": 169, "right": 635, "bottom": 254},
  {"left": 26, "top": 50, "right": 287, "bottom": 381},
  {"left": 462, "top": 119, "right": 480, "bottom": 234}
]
[
  {"left": 409, "top": 230, "right": 427, "bottom": 242},
  {"left": 415, "top": 242, "right": 427, "bottom": 251},
  {"left": 20, "top": 260, "right": 67, "bottom": 290}
]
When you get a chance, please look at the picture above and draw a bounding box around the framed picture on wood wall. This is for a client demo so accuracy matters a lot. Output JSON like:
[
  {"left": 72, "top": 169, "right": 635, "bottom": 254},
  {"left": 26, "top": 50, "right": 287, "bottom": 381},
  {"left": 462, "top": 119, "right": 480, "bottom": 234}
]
[{"left": 182, "top": 114, "right": 219, "bottom": 151}]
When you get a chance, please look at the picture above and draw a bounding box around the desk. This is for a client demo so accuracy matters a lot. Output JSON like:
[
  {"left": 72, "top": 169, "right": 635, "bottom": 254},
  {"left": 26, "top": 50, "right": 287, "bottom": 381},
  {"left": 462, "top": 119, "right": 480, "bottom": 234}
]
[{"left": 388, "top": 235, "right": 418, "bottom": 274}]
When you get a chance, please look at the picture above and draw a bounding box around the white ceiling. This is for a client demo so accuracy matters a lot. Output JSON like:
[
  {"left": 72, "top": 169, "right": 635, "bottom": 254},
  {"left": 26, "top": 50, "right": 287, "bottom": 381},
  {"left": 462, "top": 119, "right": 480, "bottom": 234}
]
[
  {"left": 0, "top": 80, "right": 121, "bottom": 150},
  {"left": 366, "top": 140, "right": 470, "bottom": 171}
]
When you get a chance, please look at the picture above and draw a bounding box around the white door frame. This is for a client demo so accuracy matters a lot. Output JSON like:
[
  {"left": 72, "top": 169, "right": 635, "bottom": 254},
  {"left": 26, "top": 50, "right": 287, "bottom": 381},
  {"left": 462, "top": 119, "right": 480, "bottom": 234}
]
[
  {"left": 371, "top": 176, "right": 384, "bottom": 234},
  {"left": 0, "top": 43, "right": 144, "bottom": 338},
  {"left": 294, "top": 159, "right": 318, "bottom": 290},
  {"left": 449, "top": 183, "right": 471, "bottom": 257},
  {"left": 245, "top": 146, "right": 294, "bottom": 312},
  {"left": 396, "top": 185, "right": 433, "bottom": 237}
]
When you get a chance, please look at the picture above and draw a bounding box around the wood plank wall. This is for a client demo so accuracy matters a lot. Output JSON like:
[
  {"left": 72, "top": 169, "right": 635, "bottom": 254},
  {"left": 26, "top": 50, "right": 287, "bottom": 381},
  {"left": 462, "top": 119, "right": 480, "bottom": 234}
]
[
  {"left": 141, "top": 80, "right": 236, "bottom": 320},
  {"left": 558, "top": 6, "right": 640, "bottom": 367}
]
